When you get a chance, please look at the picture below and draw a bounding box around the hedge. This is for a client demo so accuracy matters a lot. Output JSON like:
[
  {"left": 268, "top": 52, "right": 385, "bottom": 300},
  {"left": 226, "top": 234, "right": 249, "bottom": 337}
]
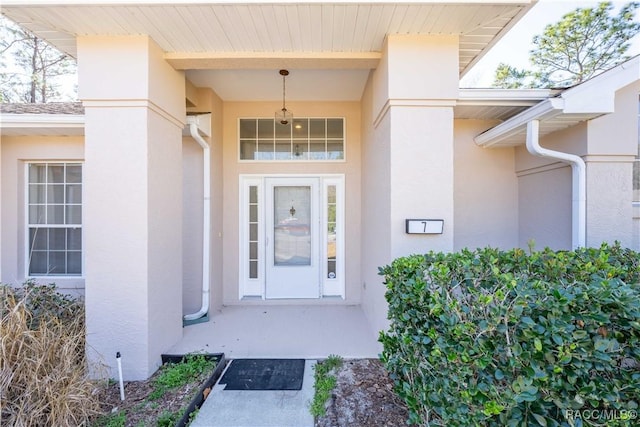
[{"left": 379, "top": 243, "right": 640, "bottom": 426}]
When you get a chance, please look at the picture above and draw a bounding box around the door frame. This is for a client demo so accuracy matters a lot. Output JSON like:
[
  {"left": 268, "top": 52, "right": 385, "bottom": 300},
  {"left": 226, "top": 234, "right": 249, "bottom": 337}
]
[{"left": 238, "top": 174, "right": 345, "bottom": 300}]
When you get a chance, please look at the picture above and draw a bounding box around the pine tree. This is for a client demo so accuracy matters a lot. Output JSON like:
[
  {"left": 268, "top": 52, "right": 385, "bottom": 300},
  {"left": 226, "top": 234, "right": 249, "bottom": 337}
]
[
  {"left": 1, "top": 16, "right": 76, "bottom": 103},
  {"left": 493, "top": 2, "right": 640, "bottom": 88}
]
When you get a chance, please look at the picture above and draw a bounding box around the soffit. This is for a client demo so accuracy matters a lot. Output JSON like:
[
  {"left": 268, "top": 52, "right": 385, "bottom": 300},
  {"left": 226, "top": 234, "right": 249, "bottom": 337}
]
[
  {"left": 2, "top": 1, "right": 534, "bottom": 77},
  {"left": 474, "top": 97, "right": 603, "bottom": 148},
  {"left": 454, "top": 88, "right": 553, "bottom": 121}
]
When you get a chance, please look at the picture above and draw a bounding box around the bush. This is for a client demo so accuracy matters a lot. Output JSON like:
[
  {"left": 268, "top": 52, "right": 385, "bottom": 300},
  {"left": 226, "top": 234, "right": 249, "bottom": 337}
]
[
  {"left": 0, "top": 282, "right": 102, "bottom": 426},
  {"left": 379, "top": 243, "right": 640, "bottom": 426}
]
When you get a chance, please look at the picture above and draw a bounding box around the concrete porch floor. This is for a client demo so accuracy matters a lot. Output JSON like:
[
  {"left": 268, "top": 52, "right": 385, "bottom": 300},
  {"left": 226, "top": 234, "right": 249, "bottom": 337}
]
[{"left": 167, "top": 305, "right": 382, "bottom": 359}]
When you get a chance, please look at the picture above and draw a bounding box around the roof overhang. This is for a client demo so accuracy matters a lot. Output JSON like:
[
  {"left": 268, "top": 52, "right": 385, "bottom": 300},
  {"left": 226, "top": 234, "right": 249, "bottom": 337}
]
[
  {"left": 475, "top": 56, "right": 640, "bottom": 148},
  {"left": 1, "top": 1, "right": 536, "bottom": 78},
  {"left": 455, "top": 88, "right": 554, "bottom": 120},
  {"left": 0, "top": 114, "right": 85, "bottom": 136}
]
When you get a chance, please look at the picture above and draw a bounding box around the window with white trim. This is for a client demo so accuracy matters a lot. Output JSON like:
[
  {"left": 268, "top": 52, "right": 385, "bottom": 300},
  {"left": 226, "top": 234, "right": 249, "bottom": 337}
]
[
  {"left": 27, "top": 163, "right": 82, "bottom": 276},
  {"left": 239, "top": 118, "right": 344, "bottom": 161}
]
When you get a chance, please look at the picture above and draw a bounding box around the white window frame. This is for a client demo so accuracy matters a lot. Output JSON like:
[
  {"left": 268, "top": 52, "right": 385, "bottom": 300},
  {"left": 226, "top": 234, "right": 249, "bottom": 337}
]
[
  {"left": 24, "top": 161, "right": 83, "bottom": 279},
  {"left": 238, "top": 117, "right": 347, "bottom": 163},
  {"left": 321, "top": 177, "right": 345, "bottom": 297},
  {"left": 239, "top": 177, "right": 264, "bottom": 297},
  {"left": 238, "top": 174, "right": 345, "bottom": 299}
]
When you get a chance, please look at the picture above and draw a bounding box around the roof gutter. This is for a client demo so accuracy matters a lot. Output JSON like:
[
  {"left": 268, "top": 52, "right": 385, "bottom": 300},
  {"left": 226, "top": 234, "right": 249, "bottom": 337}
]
[
  {"left": 526, "top": 120, "right": 586, "bottom": 249},
  {"left": 183, "top": 114, "right": 211, "bottom": 324},
  {"left": 475, "top": 97, "right": 564, "bottom": 148},
  {"left": 475, "top": 98, "right": 589, "bottom": 250}
]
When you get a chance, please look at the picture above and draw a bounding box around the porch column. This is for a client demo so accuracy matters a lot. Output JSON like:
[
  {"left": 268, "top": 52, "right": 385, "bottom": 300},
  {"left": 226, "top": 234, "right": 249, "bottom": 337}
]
[
  {"left": 361, "top": 35, "right": 458, "bottom": 336},
  {"left": 585, "top": 85, "right": 638, "bottom": 248},
  {"left": 78, "top": 36, "right": 185, "bottom": 380},
  {"left": 377, "top": 34, "right": 458, "bottom": 257}
]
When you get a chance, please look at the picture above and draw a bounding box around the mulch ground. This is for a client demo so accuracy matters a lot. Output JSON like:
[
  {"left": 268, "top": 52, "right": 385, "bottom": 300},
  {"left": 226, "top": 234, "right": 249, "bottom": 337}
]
[{"left": 316, "top": 359, "right": 410, "bottom": 427}]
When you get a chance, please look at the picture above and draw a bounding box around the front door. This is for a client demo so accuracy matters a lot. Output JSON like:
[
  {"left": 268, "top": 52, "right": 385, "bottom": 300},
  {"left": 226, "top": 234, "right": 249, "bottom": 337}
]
[{"left": 265, "top": 177, "right": 320, "bottom": 298}]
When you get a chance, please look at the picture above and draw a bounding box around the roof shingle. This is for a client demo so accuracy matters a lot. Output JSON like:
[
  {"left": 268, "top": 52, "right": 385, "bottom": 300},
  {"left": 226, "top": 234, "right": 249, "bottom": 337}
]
[{"left": 0, "top": 102, "right": 84, "bottom": 115}]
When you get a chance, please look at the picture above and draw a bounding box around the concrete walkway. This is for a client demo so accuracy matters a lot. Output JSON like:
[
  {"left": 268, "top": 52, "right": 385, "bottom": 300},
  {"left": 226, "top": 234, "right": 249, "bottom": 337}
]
[{"left": 190, "top": 360, "right": 316, "bottom": 427}]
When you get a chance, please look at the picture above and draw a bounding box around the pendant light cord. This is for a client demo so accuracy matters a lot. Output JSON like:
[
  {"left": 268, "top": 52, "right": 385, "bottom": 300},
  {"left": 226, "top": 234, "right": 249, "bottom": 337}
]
[{"left": 280, "top": 69, "right": 289, "bottom": 112}]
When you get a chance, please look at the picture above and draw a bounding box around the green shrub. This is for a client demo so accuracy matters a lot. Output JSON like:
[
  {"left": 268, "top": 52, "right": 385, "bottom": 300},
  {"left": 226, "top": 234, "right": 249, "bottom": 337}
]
[{"left": 379, "top": 243, "right": 640, "bottom": 426}]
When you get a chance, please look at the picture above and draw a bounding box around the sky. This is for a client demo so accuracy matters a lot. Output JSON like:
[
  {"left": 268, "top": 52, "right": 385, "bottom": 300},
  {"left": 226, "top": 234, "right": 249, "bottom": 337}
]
[{"left": 461, "top": 0, "right": 640, "bottom": 88}]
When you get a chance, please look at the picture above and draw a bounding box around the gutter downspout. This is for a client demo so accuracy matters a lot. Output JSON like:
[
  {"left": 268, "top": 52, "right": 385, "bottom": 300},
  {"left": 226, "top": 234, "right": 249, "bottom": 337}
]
[
  {"left": 526, "top": 120, "right": 586, "bottom": 249},
  {"left": 184, "top": 116, "right": 211, "bottom": 322}
]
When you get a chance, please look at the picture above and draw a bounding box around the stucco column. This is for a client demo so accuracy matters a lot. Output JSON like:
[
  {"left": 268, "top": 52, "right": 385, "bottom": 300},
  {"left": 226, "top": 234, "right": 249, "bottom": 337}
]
[
  {"left": 360, "top": 35, "right": 458, "bottom": 337},
  {"left": 376, "top": 35, "right": 458, "bottom": 257},
  {"left": 584, "top": 85, "right": 638, "bottom": 248},
  {"left": 585, "top": 159, "right": 634, "bottom": 247},
  {"left": 78, "top": 36, "right": 185, "bottom": 380}
]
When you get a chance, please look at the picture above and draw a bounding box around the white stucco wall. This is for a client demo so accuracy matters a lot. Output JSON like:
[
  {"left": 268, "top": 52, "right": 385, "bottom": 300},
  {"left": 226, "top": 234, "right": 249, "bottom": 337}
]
[
  {"left": 634, "top": 205, "right": 640, "bottom": 250},
  {"left": 221, "top": 101, "right": 362, "bottom": 306},
  {"left": 515, "top": 83, "right": 638, "bottom": 250},
  {"left": 360, "top": 71, "right": 392, "bottom": 339},
  {"left": 83, "top": 106, "right": 152, "bottom": 380},
  {"left": 183, "top": 87, "right": 224, "bottom": 315},
  {"left": 586, "top": 161, "right": 634, "bottom": 247},
  {"left": 584, "top": 83, "right": 638, "bottom": 248},
  {"left": 361, "top": 34, "right": 458, "bottom": 339},
  {"left": 515, "top": 124, "right": 585, "bottom": 250},
  {"left": 587, "top": 83, "right": 639, "bottom": 155},
  {"left": 389, "top": 106, "right": 454, "bottom": 256},
  {"left": 0, "top": 136, "right": 84, "bottom": 292},
  {"left": 454, "top": 120, "right": 519, "bottom": 250},
  {"left": 182, "top": 136, "right": 204, "bottom": 313},
  {"left": 517, "top": 162, "right": 573, "bottom": 250},
  {"left": 146, "top": 110, "right": 184, "bottom": 369},
  {"left": 208, "top": 92, "right": 225, "bottom": 313}
]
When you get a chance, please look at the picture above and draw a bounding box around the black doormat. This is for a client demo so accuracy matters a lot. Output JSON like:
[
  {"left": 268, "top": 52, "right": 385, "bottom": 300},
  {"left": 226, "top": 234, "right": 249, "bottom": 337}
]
[{"left": 218, "top": 358, "right": 305, "bottom": 391}]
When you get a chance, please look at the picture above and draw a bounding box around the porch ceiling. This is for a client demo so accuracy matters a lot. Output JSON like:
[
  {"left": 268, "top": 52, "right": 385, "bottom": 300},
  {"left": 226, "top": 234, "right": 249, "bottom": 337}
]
[{"left": 2, "top": 1, "right": 535, "bottom": 101}]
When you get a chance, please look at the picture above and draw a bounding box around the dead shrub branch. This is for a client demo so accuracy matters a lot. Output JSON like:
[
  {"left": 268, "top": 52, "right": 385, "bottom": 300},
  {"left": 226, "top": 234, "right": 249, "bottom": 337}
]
[{"left": 0, "top": 283, "right": 102, "bottom": 426}]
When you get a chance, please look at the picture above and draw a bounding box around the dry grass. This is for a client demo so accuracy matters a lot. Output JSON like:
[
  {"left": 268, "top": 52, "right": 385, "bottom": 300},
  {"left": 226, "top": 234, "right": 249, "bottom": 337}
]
[{"left": 0, "top": 283, "right": 102, "bottom": 427}]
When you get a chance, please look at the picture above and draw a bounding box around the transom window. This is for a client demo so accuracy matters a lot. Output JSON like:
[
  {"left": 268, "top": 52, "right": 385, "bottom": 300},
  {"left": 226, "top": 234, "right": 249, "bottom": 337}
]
[
  {"left": 27, "top": 162, "right": 82, "bottom": 276},
  {"left": 239, "top": 118, "right": 344, "bottom": 161}
]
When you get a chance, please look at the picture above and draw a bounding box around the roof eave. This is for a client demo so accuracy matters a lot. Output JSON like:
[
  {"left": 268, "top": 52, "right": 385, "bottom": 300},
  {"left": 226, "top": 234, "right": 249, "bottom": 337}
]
[
  {"left": 460, "top": 1, "right": 537, "bottom": 78},
  {"left": 0, "top": 114, "right": 85, "bottom": 136},
  {"left": 474, "top": 56, "right": 640, "bottom": 148},
  {"left": 474, "top": 98, "right": 564, "bottom": 147}
]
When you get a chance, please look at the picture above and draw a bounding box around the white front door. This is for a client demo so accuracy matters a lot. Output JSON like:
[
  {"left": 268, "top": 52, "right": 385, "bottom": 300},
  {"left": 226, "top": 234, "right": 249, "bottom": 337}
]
[{"left": 265, "top": 177, "right": 320, "bottom": 298}]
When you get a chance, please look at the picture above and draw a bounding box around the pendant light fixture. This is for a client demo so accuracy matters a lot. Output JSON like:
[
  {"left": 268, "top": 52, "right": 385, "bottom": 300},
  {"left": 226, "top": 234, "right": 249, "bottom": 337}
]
[{"left": 275, "top": 69, "right": 293, "bottom": 125}]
